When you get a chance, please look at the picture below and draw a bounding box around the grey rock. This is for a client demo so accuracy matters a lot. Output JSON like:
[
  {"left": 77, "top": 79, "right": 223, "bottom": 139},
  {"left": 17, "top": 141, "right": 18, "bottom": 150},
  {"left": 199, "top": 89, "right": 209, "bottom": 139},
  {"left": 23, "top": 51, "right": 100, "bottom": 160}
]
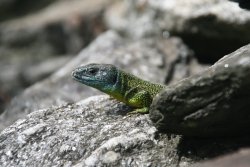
[
  {"left": 1, "top": 31, "right": 199, "bottom": 131},
  {"left": 231, "top": 0, "right": 250, "bottom": 9},
  {"left": 0, "top": 0, "right": 56, "bottom": 21},
  {"left": 0, "top": 95, "right": 187, "bottom": 167},
  {"left": 21, "top": 56, "right": 72, "bottom": 84},
  {"left": 0, "top": 0, "right": 108, "bottom": 54},
  {"left": 195, "top": 148, "right": 250, "bottom": 167},
  {"left": 150, "top": 44, "right": 250, "bottom": 137},
  {"left": 0, "top": 55, "right": 71, "bottom": 95},
  {"left": 0, "top": 0, "right": 109, "bottom": 106},
  {"left": 105, "top": 0, "right": 250, "bottom": 62},
  {"left": 2, "top": 96, "right": 250, "bottom": 167}
]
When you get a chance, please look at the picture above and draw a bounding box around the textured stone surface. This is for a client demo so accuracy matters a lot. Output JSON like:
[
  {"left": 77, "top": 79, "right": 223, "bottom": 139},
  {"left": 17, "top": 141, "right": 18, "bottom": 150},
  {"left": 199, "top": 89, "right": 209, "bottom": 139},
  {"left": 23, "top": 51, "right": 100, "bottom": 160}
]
[
  {"left": 195, "top": 148, "right": 250, "bottom": 167},
  {"left": 0, "top": 0, "right": 108, "bottom": 53},
  {"left": 0, "top": 0, "right": 108, "bottom": 100},
  {"left": 0, "top": 0, "right": 109, "bottom": 111},
  {"left": 231, "top": 0, "right": 250, "bottom": 9},
  {"left": 0, "top": 95, "right": 186, "bottom": 167},
  {"left": 105, "top": 0, "right": 250, "bottom": 62},
  {"left": 0, "top": 31, "right": 200, "bottom": 131},
  {"left": 150, "top": 44, "right": 250, "bottom": 137},
  {"left": 1, "top": 96, "right": 250, "bottom": 166}
]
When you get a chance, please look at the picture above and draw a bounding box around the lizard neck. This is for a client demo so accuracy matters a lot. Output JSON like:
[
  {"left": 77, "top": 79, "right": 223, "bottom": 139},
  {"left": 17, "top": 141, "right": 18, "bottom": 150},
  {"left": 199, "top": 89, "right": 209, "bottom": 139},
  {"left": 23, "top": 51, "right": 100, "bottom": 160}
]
[{"left": 106, "top": 70, "right": 127, "bottom": 102}]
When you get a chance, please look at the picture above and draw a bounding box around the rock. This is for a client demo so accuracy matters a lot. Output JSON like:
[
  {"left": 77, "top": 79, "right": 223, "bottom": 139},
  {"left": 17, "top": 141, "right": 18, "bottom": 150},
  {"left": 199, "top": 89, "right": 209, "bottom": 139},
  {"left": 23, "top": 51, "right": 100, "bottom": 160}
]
[
  {"left": 150, "top": 44, "right": 250, "bottom": 137},
  {"left": 0, "top": 55, "right": 71, "bottom": 95},
  {"left": 0, "top": 95, "right": 188, "bottom": 166},
  {"left": 0, "top": 0, "right": 56, "bottom": 22},
  {"left": 21, "top": 56, "right": 72, "bottom": 84},
  {"left": 195, "top": 148, "right": 250, "bottom": 167},
  {"left": 231, "top": 0, "right": 250, "bottom": 9},
  {"left": 1, "top": 31, "right": 201, "bottom": 131},
  {"left": 0, "top": 0, "right": 109, "bottom": 107},
  {"left": 1, "top": 96, "right": 250, "bottom": 166},
  {"left": 105, "top": 0, "right": 250, "bottom": 63},
  {"left": 0, "top": 91, "right": 10, "bottom": 114},
  {"left": 0, "top": 0, "right": 108, "bottom": 53}
]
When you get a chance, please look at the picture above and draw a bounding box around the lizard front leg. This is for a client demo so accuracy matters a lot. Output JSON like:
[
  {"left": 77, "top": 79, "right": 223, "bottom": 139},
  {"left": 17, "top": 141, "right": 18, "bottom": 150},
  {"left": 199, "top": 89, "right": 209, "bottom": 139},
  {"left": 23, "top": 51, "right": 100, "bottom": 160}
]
[{"left": 125, "top": 89, "right": 152, "bottom": 114}]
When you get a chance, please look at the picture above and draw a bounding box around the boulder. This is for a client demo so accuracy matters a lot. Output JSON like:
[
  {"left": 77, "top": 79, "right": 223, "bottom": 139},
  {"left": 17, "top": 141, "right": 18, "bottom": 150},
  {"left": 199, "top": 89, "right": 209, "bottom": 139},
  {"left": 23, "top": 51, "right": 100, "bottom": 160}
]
[
  {"left": 195, "top": 148, "right": 250, "bottom": 167},
  {"left": 150, "top": 44, "right": 250, "bottom": 137},
  {"left": 105, "top": 0, "right": 250, "bottom": 62},
  {"left": 0, "top": 0, "right": 109, "bottom": 109},
  {"left": 0, "top": 95, "right": 186, "bottom": 167}
]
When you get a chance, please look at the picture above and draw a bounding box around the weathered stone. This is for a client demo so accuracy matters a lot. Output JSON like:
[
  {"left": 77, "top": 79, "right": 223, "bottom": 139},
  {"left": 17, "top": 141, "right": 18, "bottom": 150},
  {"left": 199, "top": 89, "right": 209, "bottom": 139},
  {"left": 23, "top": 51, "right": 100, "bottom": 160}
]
[
  {"left": 105, "top": 0, "right": 250, "bottom": 62},
  {"left": 1, "top": 95, "right": 250, "bottom": 166},
  {"left": 0, "top": 95, "right": 186, "bottom": 167},
  {"left": 0, "top": 0, "right": 57, "bottom": 22},
  {"left": 0, "top": 31, "right": 198, "bottom": 131},
  {"left": 0, "top": 55, "right": 71, "bottom": 96},
  {"left": 150, "top": 44, "right": 250, "bottom": 137},
  {"left": 0, "top": 0, "right": 109, "bottom": 109},
  {"left": 195, "top": 148, "right": 250, "bottom": 167},
  {"left": 231, "top": 0, "right": 250, "bottom": 9},
  {"left": 0, "top": 0, "right": 108, "bottom": 53},
  {"left": 21, "top": 56, "right": 72, "bottom": 84}
]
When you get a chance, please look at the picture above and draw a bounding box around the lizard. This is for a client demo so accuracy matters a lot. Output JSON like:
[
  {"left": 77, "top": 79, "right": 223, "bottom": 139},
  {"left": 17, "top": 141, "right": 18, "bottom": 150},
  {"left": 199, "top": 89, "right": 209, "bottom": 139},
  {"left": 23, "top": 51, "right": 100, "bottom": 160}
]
[{"left": 72, "top": 63, "right": 165, "bottom": 114}]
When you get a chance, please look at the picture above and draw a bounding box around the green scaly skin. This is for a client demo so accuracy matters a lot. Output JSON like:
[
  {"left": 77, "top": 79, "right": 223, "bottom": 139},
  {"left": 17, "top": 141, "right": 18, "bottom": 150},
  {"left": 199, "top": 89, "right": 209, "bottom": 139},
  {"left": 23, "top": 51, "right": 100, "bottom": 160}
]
[{"left": 72, "top": 64, "right": 165, "bottom": 114}]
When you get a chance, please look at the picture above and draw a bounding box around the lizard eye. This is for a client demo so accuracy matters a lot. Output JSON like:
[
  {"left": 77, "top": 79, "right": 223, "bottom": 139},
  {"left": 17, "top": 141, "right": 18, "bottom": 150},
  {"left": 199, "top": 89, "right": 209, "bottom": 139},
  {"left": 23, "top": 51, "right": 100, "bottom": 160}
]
[{"left": 88, "top": 68, "right": 98, "bottom": 75}]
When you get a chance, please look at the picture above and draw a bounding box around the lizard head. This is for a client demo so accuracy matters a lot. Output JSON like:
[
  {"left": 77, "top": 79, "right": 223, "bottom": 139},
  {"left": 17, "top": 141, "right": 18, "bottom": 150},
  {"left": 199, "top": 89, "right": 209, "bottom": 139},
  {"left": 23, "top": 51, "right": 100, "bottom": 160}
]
[{"left": 72, "top": 63, "right": 118, "bottom": 92}]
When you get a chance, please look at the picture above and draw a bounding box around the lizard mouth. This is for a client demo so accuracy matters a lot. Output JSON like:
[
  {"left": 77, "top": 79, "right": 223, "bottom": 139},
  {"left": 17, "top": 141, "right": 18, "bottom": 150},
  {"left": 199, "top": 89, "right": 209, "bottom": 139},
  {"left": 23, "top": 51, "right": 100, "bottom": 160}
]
[
  {"left": 71, "top": 70, "right": 102, "bottom": 83},
  {"left": 72, "top": 70, "right": 89, "bottom": 80}
]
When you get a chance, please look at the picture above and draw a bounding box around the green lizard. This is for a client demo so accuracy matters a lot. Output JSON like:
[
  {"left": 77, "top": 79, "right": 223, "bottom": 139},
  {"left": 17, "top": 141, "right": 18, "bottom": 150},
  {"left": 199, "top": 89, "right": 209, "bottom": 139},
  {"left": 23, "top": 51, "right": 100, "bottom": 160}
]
[{"left": 72, "top": 63, "right": 165, "bottom": 114}]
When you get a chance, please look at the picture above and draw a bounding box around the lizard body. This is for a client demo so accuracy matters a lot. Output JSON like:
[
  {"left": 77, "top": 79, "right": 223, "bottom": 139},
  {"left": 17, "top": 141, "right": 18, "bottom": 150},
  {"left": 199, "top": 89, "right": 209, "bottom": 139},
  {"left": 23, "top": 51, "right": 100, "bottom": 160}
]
[{"left": 72, "top": 64, "right": 165, "bottom": 114}]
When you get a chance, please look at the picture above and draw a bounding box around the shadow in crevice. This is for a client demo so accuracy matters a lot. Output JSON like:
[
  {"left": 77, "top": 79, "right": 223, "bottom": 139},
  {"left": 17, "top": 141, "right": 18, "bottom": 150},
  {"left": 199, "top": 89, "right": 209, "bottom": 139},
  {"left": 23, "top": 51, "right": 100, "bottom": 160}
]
[
  {"left": 171, "top": 13, "right": 250, "bottom": 64},
  {"left": 0, "top": 0, "right": 55, "bottom": 22},
  {"left": 176, "top": 135, "right": 250, "bottom": 161}
]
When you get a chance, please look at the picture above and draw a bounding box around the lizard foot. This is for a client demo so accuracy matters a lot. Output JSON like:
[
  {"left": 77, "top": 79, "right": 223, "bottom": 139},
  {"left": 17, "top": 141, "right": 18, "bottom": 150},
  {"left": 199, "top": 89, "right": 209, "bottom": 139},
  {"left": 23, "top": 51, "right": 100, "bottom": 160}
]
[{"left": 127, "top": 107, "right": 149, "bottom": 115}]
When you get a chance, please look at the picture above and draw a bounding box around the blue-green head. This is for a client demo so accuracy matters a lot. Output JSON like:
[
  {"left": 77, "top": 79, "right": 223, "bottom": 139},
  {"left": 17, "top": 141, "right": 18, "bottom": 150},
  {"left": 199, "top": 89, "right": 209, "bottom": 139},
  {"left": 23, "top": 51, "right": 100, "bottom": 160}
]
[{"left": 72, "top": 64, "right": 119, "bottom": 92}]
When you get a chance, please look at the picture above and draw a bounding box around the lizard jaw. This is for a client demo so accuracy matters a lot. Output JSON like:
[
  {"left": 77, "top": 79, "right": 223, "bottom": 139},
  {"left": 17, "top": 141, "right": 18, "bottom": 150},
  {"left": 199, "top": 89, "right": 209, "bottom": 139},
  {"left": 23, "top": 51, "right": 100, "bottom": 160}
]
[
  {"left": 71, "top": 70, "right": 92, "bottom": 82},
  {"left": 71, "top": 69, "right": 103, "bottom": 85}
]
